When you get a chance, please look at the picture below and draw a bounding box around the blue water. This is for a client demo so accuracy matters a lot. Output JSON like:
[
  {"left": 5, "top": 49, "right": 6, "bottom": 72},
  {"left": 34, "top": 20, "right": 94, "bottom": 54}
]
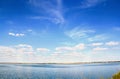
[{"left": 0, "top": 63, "right": 120, "bottom": 79}]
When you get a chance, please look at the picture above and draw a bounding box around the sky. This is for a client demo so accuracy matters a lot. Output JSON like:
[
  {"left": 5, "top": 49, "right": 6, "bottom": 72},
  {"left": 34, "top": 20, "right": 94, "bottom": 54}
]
[{"left": 0, "top": 0, "right": 120, "bottom": 63}]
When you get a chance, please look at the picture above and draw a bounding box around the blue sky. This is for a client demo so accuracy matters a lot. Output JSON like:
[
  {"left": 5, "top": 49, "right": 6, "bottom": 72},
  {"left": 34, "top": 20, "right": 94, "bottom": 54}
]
[{"left": 0, "top": 0, "right": 120, "bottom": 63}]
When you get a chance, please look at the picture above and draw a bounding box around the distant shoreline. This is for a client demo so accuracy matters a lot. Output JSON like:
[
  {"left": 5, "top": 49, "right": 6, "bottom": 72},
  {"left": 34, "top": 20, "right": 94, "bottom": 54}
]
[{"left": 0, "top": 61, "right": 120, "bottom": 64}]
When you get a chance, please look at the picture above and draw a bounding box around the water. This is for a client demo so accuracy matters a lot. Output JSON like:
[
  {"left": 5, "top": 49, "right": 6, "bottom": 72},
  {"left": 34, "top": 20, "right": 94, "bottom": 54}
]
[{"left": 0, "top": 63, "right": 120, "bottom": 79}]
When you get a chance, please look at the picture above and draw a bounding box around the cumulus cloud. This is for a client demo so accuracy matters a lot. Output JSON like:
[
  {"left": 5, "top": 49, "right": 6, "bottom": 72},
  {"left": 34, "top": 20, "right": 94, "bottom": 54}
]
[
  {"left": 56, "top": 46, "right": 73, "bottom": 51},
  {"left": 0, "top": 44, "right": 52, "bottom": 63},
  {"left": 0, "top": 41, "right": 120, "bottom": 63},
  {"left": 0, "top": 44, "right": 35, "bottom": 62},
  {"left": 16, "top": 44, "right": 32, "bottom": 48},
  {"left": 93, "top": 47, "right": 108, "bottom": 51},
  {"left": 0, "top": 46, "right": 15, "bottom": 54},
  {"left": 105, "top": 41, "right": 119, "bottom": 46},
  {"left": 92, "top": 42, "right": 103, "bottom": 46},
  {"left": 8, "top": 29, "right": 37, "bottom": 37},
  {"left": 75, "top": 44, "right": 85, "bottom": 50},
  {"left": 37, "top": 48, "right": 50, "bottom": 52},
  {"left": 0, "top": 46, "right": 17, "bottom": 62},
  {"left": 55, "top": 43, "right": 85, "bottom": 52},
  {"left": 0, "top": 44, "right": 33, "bottom": 54},
  {"left": 8, "top": 32, "right": 25, "bottom": 37},
  {"left": 50, "top": 51, "right": 87, "bottom": 63},
  {"left": 15, "top": 44, "right": 34, "bottom": 54}
]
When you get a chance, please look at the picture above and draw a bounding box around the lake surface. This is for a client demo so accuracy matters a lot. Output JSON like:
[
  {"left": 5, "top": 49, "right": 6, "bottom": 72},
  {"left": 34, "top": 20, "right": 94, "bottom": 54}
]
[{"left": 0, "top": 63, "right": 120, "bottom": 79}]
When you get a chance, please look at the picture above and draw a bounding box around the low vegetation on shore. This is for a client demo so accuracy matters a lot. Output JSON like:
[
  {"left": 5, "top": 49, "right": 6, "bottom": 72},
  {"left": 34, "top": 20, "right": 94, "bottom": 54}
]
[{"left": 112, "top": 72, "right": 120, "bottom": 79}]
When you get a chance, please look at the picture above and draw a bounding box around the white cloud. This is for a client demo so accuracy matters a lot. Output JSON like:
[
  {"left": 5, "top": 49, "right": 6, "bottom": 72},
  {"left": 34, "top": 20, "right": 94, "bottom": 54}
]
[
  {"left": 64, "top": 52, "right": 84, "bottom": 57},
  {"left": 55, "top": 43, "right": 85, "bottom": 52},
  {"left": 0, "top": 44, "right": 35, "bottom": 62},
  {"left": 14, "top": 44, "right": 34, "bottom": 54},
  {"left": 8, "top": 32, "right": 15, "bottom": 36},
  {"left": 37, "top": 48, "right": 50, "bottom": 52},
  {"left": 93, "top": 47, "right": 108, "bottom": 51},
  {"left": 88, "top": 34, "right": 108, "bottom": 41},
  {"left": 65, "top": 27, "right": 95, "bottom": 39},
  {"left": 8, "top": 29, "right": 37, "bottom": 37},
  {"left": 29, "top": 0, "right": 65, "bottom": 24},
  {"left": 0, "top": 41, "right": 120, "bottom": 63},
  {"left": 50, "top": 51, "right": 87, "bottom": 63},
  {"left": 92, "top": 42, "right": 103, "bottom": 46},
  {"left": 16, "top": 44, "right": 32, "bottom": 47},
  {"left": 0, "top": 46, "right": 15, "bottom": 54},
  {"left": 105, "top": 41, "right": 119, "bottom": 46},
  {"left": 75, "top": 43, "right": 85, "bottom": 50},
  {"left": 56, "top": 46, "right": 73, "bottom": 51},
  {"left": 0, "top": 46, "right": 16, "bottom": 62},
  {"left": 81, "top": 0, "right": 106, "bottom": 8},
  {"left": 60, "top": 41, "right": 75, "bottom": 46},
  {"left": 26, "top": 29, "right": 40, "bottom": 36},
  {"left": 27, "top": 29, "right": 33, "bottom": 32},
  {"left": 8, "top": 32, "right": 25, "bottom": 37},
  {"left": 30, "top": 16, "right": 51, "bottom": 20}
]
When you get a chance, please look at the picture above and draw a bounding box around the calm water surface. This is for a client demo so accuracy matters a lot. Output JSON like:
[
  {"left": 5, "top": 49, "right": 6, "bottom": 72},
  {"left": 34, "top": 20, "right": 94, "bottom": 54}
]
[{"left": 0, "top": 63, "right": 120, "bottom": 79}]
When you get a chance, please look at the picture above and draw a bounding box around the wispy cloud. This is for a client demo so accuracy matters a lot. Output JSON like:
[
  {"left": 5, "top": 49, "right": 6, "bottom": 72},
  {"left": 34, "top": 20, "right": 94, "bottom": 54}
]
[
  {"left": 88, "top": 34, "right": 108, "bottom": 41},
  {"left": 8, "top": 32, "right": 25, "bottom": 37},
  {"left": 60, "top": 41, "right": 75, "bottom": 46},
  {"left": 29, "top": 0, "right": 65, "bottom": 24},
  {"left": 113, "top": 27, "right": 120, "bottom": 31},
  {"left": 81, "top": 0, "right": 106, "bottom": 8},
  {"left": 65, "top": 27, "right": 95, "bottom": 39},
  {"left": 6, "top": 20, "right": 14, "bottom": 25},
  {"left": 27, "top": 29, "right": 33, "bottom": 32}
]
